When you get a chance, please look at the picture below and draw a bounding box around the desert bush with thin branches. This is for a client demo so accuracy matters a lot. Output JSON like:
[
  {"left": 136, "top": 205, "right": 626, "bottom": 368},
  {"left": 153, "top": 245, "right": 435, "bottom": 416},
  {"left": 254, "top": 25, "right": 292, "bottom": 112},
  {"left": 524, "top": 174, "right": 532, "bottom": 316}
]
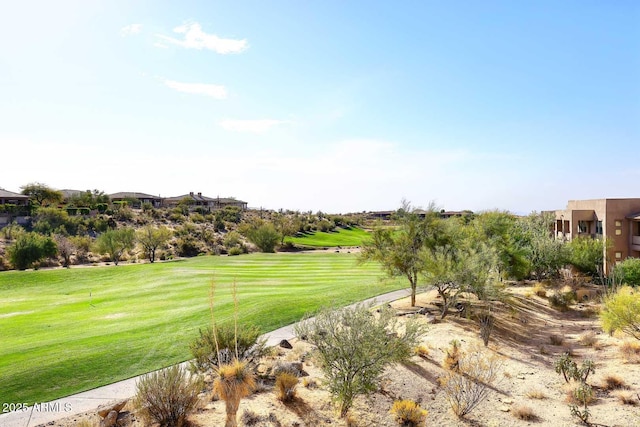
[
  {"left": 295, "top": 303, "right": 426, "bottom": 417},
  {"left": 439, "top": 344, "right": 503, "bottom": 418},
  {"left": 620, "top": 340, "right": 640, "bottom": 363},
  {"left": 134, "top": 365, "right": 202, "bottom": 427}
]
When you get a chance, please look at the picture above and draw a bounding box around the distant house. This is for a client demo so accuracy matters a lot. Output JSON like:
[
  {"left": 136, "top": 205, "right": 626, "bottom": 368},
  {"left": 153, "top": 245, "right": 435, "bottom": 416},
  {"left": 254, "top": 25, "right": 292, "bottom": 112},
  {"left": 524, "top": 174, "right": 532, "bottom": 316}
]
[
  {"left": 163, "top": 192, "right": 247, "bottom": 211},
  {"left": 0, "top": 188, "right": 31, "bottom": 228},
  {"left": 0, "top": 188, "right": 30, "bottom": 206},
  {"left": 553, "top": 198, "right": 640, "bottom": 273},
  {"left": 109, "top": 192, "right": 163, "bottom": 208}
]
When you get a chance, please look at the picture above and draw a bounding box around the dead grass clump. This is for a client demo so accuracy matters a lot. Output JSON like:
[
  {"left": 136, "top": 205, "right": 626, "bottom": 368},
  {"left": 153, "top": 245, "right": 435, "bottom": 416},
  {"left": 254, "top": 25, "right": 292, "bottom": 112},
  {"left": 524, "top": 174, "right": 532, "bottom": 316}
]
[
  {"left": 602, "top": 374, "right": 626, "bottom": 390},
  {"left": 579, "top": 331, "right": 598, "bottom": 347},
  {"left": 301, "top": 377, "right": 317, "bottom": 388},
  {"left": 275, "top": 372, "right": 298, "bottom": 402},
  {"left": 512, "top": 405, "right": 537, "bottom": 421},
  {"left": 613, "top": 391, "right": 638, "bottom": 405},
  {"left": 390, "top": 400, "right": 428, "bottom": 426},
  {"left": 533, "top": 283, "right": 547, "bottom": 298},
  {"left": 538, "top": 345, "right": 549, "bottom": 355},
  {"left": 549, "top": 334, "right": 564, "bottom": 346},
  {"left": 414, "top": 345, "right": 430, "bottom": 358},
  {"left": 526, "top": 388, "right": 547, "bottom": 399},
  {"left": 241, "top": 409, "right": 262, "bottom": 426},
  {"left": 549, "top": 292, "right": 572, "bottom": 311},
  {"left": 620, "top": 340, "right": 640, "bottom": 363}
]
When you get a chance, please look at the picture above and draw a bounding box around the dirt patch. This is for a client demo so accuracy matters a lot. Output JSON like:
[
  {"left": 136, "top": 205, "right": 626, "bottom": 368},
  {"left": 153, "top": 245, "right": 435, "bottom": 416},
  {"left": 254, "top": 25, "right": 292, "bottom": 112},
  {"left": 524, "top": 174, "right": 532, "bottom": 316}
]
[{"left": 44, "top": 284, "right": 640, "bottom": 427}]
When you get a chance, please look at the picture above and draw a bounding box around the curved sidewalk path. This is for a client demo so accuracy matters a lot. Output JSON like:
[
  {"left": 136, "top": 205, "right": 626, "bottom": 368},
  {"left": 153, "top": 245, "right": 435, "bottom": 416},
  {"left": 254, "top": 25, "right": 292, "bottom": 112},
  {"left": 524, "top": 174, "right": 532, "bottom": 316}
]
[{"left": 1, "top": 288, "right": 411, "bottom": 427}]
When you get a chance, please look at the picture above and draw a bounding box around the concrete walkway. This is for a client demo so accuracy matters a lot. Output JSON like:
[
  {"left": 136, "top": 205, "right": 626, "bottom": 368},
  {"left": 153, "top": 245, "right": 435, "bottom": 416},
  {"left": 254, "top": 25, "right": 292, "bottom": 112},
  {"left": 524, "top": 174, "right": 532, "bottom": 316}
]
[{"left": 1, "top": 288, "right": 411, "bottom": 427}]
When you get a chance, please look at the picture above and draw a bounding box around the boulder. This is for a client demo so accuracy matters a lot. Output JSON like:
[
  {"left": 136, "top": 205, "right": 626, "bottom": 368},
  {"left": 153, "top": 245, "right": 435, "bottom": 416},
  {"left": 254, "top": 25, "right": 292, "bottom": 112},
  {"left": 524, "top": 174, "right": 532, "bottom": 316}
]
[
  {"left": 100, "top": 410, "right": 118, "bottom": 427},
  {"left": 97, "top": 400, "right": 127, "bottom": 418},
  {"left": 279, "top": 339, "right": 293, "bottom": 349}
]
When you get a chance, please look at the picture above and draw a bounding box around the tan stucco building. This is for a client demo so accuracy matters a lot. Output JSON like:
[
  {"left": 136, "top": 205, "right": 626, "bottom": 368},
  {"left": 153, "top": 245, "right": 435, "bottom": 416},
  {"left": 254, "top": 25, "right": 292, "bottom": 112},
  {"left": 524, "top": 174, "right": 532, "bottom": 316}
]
[{"left": 554, "top": 199, "right": 640, "bottom": 272}]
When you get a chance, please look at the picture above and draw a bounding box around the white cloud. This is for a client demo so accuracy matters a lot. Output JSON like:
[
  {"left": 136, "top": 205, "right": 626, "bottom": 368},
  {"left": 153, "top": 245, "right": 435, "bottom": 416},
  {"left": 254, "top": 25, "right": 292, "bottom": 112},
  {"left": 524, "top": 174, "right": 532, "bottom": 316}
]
[
  {"left": 218, "top": 119, "right": 290, "bottom": 133},
  {"left": 155, "top": 23, "right": 247, "bottom": 54},
  {"left": 120, "top": 24, "right": 142, "bottom": 36},
  {"left": 163, "top": 79, "right": 227, "bottom": 99}
]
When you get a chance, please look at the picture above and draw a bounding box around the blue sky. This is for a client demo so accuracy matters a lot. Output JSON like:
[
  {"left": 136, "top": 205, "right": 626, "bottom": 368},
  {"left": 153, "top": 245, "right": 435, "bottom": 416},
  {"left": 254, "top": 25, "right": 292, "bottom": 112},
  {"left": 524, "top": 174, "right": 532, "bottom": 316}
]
[{"left": 1, "top": 1, "right": 638, "bottom": 213}]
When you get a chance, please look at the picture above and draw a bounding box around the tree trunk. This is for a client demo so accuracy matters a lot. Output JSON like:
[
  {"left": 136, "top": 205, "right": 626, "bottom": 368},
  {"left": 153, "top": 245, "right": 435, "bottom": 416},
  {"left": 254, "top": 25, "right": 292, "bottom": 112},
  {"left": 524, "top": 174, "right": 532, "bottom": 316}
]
[{"left": 225, "top": 398, "right": 239, "bottom": 427}]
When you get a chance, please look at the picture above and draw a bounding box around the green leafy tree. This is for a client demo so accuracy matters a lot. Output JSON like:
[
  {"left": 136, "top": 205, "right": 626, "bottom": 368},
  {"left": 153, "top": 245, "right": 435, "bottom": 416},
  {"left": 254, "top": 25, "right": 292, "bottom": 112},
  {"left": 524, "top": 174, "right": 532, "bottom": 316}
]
[
  {"left": 94, "top": 228, "right": 135, "bottom": 265},
  {"left": 519, "top": 212, "right": 568, "bottom": 280},
  {"left": 295, "top": 303, "right": 426, "bottom": 417},
  {"left": 68, "top": 189, "right": 110, "bottom": 210},
  {"left": 600, "top": 286, "right": 640, "bottom": 340},
  {"left": 7, "top": 232, "right": 57, "bottom": 270},
  {"left": 137, "top": 226, "right": 172, "bottom": 263},
  {"left": 613, "top": 258, "right": 640, "bottom": 287},
  {"left": 20, "top": 182, "right": 63, "bottom": 207},
  {"left": 360, "top": 202, "right": 439, "bottom": 307},
  {"left": 568, "top": 236, "right": 608, "bottom": 280},
  {"left": 472, "top": 211, "right": 529, "bottom": 280}
]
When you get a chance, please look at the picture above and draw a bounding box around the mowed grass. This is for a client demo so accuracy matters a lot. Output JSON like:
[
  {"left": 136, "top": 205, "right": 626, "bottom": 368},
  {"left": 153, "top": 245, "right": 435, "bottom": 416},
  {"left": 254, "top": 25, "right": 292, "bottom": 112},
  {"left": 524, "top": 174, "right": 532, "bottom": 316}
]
[
  {"left": 0, "top": 252, "right": 401, "bottom": 404},
  {"left": 285, "top": 226, "right": 371, "bottom": 247}
]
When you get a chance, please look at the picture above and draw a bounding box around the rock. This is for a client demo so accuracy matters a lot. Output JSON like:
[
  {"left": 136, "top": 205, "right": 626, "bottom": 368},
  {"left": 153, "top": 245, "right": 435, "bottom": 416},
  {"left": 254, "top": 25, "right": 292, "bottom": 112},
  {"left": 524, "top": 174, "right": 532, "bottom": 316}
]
[
  {"left": 100, "top": 410, "right": 118, "bottom": 427},
  {"left": 97, "top": 400, "right": 127, "bottom": 418},
  {"left": 517, "top": 374, "right": 526, "bottom": 380},
  {"left": 501, "top": 398, "right": 514, "bottom": 404},
  {"left": 425, "top": 315, "right": 438, "bottom": 324},
  {"left": 279, "top": 339, "right": 293, "bottom": 349},
  {"left": 273, "top": 361, "right": 305, "bottom": 377},
  {"left": 499, "top": 406, "right": 510, "bottom": 412}
]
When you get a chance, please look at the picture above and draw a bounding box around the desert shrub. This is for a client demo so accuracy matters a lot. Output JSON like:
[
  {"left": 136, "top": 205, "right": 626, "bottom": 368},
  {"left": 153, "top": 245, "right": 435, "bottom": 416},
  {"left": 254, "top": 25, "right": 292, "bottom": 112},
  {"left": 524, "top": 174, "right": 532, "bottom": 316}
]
[
  {"left": 620, "top": 340, "right": 640, "bottom": 363},
  {"left": 176, "top": 236, "right": 204, "bottom": 257},
  {"left": 512, "top": 405, "right": 536, "bottom": 421},
  {"left": 549, "top": 292, "right": 571, "bottom": 311},
  {"left": 533, "top": 283, "right": 547, "bottom": 297},
  {"left": 275, "top": 372, "right": 298, "bottom": 402},
  {"left": 390, "top": 400, "right": 428, "bottom": 426},
  {"left": 240, "top": 409, "right": 262, "bottom": 426},
  {"left": 224, "top": 231, "right": 242, "bottom": 249},
  {"left": 213, "top": 360, "right": 256, "bottom": 427},
  {"left": 569, "top": 382, "right": 594, "bottom": 424},
  {"left": 295, "top": 303, "right": 426, "bottom": 417},
  {"left": 565, "top": 383, "right": 596, "bottom": 405},
  {"left": 613, "top": 258, "right": 640, "bottom": 287},
  {"left": 190, "top": 323, "right": 266, "bottom": 372},
  {"left": 600, "top": 286, "right": 640, "bottom": 340},
  {"left": 228, "top": 247, "right": 243, "bottom": 256},
  {"left": 554, "top": 354, "right": 594, "bottom": 384},
  {"left": 526, "top": 388, "right": 547, "bottom": 399},
  {"left": 246, "top": 222, "right": 281, "bottom": 253},
  {"left": 613, "top": 390, "right": 638, "bottom": 405},
  {"left": 443, "top": 339, "right": 461, "bottom": 371},
  {"left": 70, "top": 235, "right": 92, "bottom": 263},
  {"left": 579, "top": 331, "right": 598, "bottom": 347},
  {"left": 7, "top": 232, "right": 57, "bottom": 270},
  {"left": 602, "top": 374, "right": 626, "bottom": 390},
  {"left": 439, "top": 344, "right": 503, "bottom": 418},
  {"left": 190, "top": 213, "right": 205, "bottom": 223},
  {"left": 549, "top": 334, "right": 564, "bottom": 346},
  {"left": 134, "top": 365, "right": 202, "bottom": 427}
]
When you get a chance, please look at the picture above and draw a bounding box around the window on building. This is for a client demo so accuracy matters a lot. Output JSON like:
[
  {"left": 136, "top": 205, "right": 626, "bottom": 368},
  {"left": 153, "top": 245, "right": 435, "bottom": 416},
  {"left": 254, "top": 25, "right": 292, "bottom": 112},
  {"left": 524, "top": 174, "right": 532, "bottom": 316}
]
[
  {"left": 616, "top": 229, "right": 622, "bottom": 236},
  {"left": 578, "top": 221, "right": 588, "bottom": 233},
  {"left": 596, "top": 221, "right": 603, "bottom": 235},
  {"left": 615, "top": 252, "right": 622, "bottom": 259},
  {"left": 616, "top": 220, "right": 622, "bottom": 227}
]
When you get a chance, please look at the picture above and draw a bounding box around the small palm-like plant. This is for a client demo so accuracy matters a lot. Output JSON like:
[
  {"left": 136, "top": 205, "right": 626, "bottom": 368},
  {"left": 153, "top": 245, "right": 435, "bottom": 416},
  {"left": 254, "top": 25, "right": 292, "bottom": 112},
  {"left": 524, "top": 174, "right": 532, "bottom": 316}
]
[{"left": 213, "top": 360, "right": 256, "bottom": 427}]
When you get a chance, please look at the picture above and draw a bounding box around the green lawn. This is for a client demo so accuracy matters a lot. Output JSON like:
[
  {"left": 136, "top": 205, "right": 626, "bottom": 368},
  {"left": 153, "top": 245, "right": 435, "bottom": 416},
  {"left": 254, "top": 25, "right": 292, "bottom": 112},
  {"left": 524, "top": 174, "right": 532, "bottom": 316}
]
[
  {"left": 285, "top": 226, "right": 371, "bottom": 247},
  {"left": 0, "top": 252, "right": 400, "bottom": 404}
]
